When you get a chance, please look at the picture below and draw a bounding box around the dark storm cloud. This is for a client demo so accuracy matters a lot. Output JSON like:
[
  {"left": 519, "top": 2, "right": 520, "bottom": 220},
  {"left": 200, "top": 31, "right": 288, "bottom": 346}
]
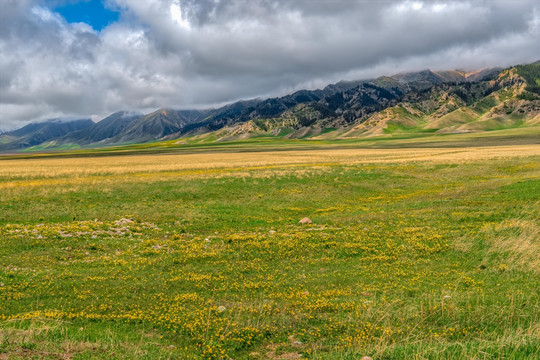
[{"left": 1, "top": 0, "right": 539, "bottom": 130}]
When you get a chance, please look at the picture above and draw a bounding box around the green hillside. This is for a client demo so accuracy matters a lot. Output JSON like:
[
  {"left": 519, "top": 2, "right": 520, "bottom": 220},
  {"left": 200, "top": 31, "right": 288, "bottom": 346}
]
[{"left": 186, "top": 64, "right": 539, "bottom": 142}]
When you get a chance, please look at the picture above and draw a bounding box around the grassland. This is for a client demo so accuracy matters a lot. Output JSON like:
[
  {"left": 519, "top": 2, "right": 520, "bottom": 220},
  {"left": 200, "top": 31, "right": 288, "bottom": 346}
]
[{"left": 0, "top": 131, "right": 539, "bottom": 359}]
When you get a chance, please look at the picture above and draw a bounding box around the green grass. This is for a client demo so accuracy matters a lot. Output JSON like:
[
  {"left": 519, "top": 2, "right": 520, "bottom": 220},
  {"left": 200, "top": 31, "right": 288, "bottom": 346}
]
[
  {"left": 471, "top": 95, "right": 499, "bottom": 114},
  {"left": 0, "top": 136, "right": 15, "bottom": 145},
  {"left": 0, "top": 134, "right": 539, "bottom": 359},
  {"left": 2, "top": 126, "right": 539, "bottom": 161},
  {"left": 21, "top": 142, "right": 81, "bottom": 152},
  {"left": 320, "top": 128, "right": 338, "bottom": 134}
]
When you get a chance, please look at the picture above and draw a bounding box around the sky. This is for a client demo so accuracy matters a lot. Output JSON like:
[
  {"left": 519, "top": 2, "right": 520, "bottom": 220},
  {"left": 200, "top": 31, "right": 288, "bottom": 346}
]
[{"left": 0, "top": 0, "right": 539, "bottom": 130}]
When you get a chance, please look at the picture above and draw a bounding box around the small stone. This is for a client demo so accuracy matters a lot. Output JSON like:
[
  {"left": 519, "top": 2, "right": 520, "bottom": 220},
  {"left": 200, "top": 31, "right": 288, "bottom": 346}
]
[
  {"left": 299, "top": 217, "right": 312, "bottom": 224},
  {"left": 115, "top": 218, "right": 134, "bottom": 226},
  {"left": 361, "top": 357, "right": 373, "bottom": 360},
  {"left": 218, "top": 306, "right": 226, "bottom": 312}
]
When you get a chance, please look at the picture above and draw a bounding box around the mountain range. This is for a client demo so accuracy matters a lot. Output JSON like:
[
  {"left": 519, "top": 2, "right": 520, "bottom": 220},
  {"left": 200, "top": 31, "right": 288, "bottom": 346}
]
[{"left": 1, "top": 62, "right": 539, "bottom": 152}]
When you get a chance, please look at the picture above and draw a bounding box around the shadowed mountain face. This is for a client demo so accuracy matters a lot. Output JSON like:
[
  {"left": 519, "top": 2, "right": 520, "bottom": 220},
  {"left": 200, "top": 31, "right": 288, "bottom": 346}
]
[
  {"left": 2, "top": 63, "right": 539, "bottom": 151},
  {"left": 0, "top": 119, "right": 94, "bottom": 151},
  {"left": 110, "top": 109, "right": 210, "bottom": 143},
  {"left": 61, "top": 111, "right": 142, "bottom": 145}
]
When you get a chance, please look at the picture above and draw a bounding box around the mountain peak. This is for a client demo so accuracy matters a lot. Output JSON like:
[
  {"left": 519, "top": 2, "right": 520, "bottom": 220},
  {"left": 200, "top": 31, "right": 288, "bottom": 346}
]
[{"left": 3, "top": 62, "right": 539, "bottom": 152}]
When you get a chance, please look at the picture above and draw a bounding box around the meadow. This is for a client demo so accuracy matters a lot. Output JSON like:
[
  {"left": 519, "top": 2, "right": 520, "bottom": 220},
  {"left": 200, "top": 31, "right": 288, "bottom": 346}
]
[{"left": 0, "top": 130, "right": 539, "bottom": 359}]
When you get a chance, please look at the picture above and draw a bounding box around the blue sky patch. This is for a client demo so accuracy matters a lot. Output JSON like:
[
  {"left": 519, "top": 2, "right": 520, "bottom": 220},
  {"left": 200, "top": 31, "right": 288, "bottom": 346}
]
[{"left": 49, "top": 0, "right": 120, "bottom": 31}]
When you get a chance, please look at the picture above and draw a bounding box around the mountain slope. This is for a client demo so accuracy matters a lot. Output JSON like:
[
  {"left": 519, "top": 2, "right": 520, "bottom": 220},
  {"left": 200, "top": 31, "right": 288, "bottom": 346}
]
[
  {"left": 60, "top": 111, "right": 142, "bottom": 145},
  {"left": 188, "top": 63, "right": 538, "bottom": 142},
  {"left": 0, "top": 119, "right": 94, "bottom": 151},
  {"left": 108, "top": 109, "right": 210, "bottom": 143},
  {"left": 2, "top": 63, "right": 538, "bottom": 151}
]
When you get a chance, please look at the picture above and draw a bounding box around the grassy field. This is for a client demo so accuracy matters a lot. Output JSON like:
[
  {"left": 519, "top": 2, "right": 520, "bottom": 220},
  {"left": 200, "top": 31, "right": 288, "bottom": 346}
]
[
  {"left": 0, "top": 132, "right": 539, "bottom": 359},
  {"left": 4, "top": 126, "right": 540, "bottom": 160}
]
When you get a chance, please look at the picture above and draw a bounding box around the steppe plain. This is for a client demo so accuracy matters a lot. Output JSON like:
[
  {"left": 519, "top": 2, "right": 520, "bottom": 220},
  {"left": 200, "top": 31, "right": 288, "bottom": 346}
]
[{"left": 1, "top": 129, "right": 539, "bottom": 359}]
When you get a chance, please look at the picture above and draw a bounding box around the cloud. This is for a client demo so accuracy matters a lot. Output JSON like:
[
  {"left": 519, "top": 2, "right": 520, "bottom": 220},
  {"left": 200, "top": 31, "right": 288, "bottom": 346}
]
[{"left": 1, "top": 0, "right": 539, "bottom": 130}]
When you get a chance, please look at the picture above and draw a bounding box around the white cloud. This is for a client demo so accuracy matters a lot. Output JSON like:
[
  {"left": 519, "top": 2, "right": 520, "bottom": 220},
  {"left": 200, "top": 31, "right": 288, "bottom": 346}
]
[{"left": 170, "top": 2, "right": 191, "bottom": 30}]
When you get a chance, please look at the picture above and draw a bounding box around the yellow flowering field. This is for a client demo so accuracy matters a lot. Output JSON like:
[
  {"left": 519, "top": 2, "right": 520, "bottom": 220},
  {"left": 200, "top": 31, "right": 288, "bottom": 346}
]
[{"left": 0, "top": 144, "right": 539, "bottom": 359}]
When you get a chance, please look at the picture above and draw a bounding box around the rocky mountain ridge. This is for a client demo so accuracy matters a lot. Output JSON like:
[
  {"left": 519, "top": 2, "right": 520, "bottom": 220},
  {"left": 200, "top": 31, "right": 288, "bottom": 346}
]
[{"left": 1, "top": 63, "right": 538, "bottom": 151}]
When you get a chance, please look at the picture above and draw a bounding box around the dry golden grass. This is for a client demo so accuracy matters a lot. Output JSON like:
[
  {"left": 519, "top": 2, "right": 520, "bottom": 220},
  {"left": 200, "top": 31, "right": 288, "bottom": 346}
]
[
  {"left": 1, "top": 145, "right": 539, "bottom": 181},
  {"left": 486, "top": 214, "right": 540, "bottom": 274}
]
